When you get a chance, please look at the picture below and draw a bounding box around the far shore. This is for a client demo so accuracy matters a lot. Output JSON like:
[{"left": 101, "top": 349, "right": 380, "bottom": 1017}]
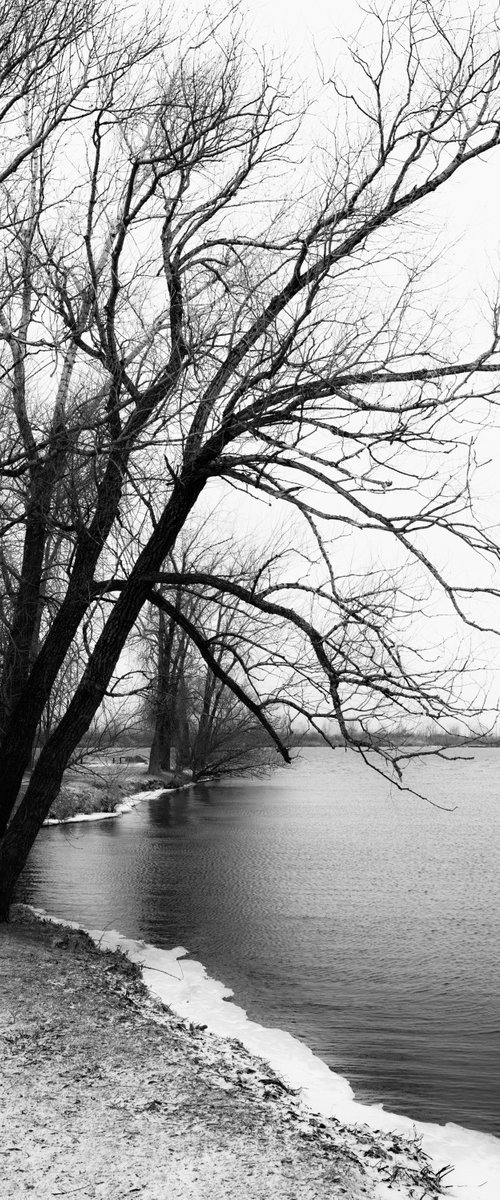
[{"left": 35, "top": 737, "right": 498, "bottom": 827}]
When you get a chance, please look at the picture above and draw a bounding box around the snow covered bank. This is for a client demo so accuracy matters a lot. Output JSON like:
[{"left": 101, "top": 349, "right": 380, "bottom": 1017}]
[
  {"left": 43, "top": 787, "right": 166, "bottom": 825},
  {"left": 29, "top": 907, "right": 500, "bottom": 1200}
]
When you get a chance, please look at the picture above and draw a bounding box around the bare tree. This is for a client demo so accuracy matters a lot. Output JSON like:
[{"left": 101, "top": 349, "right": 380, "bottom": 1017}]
[
  {"left": 2, "top": 0, "right": 500, "bottom": 916},
  {"left": 141, "top": 530, "right": 291, "bottom": 779}
]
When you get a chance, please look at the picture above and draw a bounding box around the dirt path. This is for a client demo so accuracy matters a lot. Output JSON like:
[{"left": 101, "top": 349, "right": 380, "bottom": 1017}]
[{"left": 0, "top": 908, "right": 442, "bottom": 1199}]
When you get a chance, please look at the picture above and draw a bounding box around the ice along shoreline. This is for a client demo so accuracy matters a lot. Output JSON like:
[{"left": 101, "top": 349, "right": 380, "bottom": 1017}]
[{"left": 28, "top": 903, "right": 500, "bottom": 1200}]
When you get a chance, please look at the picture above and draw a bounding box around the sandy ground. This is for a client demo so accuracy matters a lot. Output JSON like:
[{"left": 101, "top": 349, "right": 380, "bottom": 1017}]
[{"left": 0, "top": 908, "right": 444, "bottom": 1200}]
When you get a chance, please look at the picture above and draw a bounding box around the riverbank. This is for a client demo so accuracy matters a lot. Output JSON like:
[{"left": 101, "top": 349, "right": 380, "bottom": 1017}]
[
  {"left": 0, "top": 906, "right": 445, "bottom": 1200},
  {"left": 40, "top": 758, "right": 182, "bottom": 824}
]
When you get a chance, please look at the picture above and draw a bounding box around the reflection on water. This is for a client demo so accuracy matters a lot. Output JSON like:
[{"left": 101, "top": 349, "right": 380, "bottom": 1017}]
[{"left": 18, "top": 747, "right": 500, "bottom": 1135}]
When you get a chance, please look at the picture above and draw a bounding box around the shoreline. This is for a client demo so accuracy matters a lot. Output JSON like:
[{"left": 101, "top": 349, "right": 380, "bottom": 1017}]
[
  {"left": 24, "top": 903, "right": 500, "bottom": 1200},
  {"left": 42, "top": 777, "right": 196, "bottom": 826},
  {"left": 34, "top": 780, "right": 500, "bottom": 1197},
  {"left": 42, "top": 786, "right": 169, "bottom": 826},
  {"left": 1, "top": 905, "right": 445, "bottom": 1200}
]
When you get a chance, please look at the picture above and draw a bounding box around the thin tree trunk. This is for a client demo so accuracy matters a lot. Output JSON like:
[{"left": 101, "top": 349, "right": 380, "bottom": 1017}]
[{"left": 148, "top": 609, "right": 175, "bottom": 773}]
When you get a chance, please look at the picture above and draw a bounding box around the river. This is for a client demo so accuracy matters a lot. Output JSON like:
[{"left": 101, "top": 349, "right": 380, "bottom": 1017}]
[{"left": 18, "top": 745, "right": 500, "bottom": 1138}]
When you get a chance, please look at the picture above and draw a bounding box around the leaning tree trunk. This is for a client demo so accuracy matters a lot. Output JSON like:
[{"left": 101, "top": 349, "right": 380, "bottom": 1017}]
[{"left": 0, "top": 474, "right": 207, "bottom": 919}]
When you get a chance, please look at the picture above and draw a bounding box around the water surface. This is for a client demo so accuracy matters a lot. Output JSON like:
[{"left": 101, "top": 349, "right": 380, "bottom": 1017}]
[{"left": 19, "top": 747, "right": 500, "bottom": 1135}]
